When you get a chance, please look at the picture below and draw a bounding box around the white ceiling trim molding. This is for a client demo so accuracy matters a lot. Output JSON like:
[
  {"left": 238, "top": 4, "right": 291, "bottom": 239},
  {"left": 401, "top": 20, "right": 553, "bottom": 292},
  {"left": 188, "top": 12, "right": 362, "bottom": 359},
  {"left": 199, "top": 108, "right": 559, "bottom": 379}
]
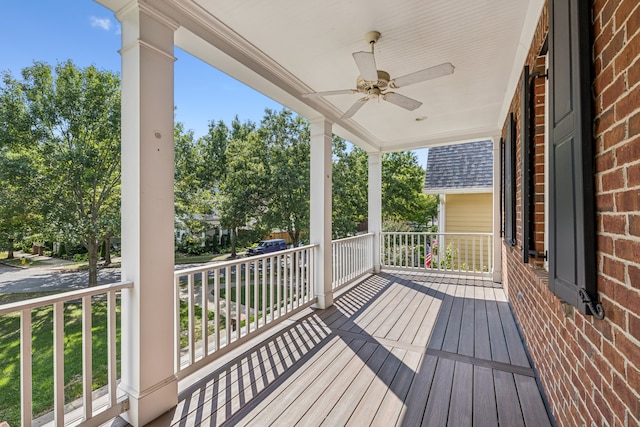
[{"left": 497, "top": 0, "right": 546, "bottom": 125}]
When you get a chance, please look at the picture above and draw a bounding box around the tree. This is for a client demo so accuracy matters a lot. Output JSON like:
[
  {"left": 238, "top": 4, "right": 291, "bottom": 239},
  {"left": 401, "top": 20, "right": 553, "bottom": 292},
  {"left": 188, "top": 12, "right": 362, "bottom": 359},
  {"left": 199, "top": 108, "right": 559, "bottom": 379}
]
[
  {"left": 0, "top": 149, "right": 42, "bottom": 257},
  {"left": 1, "top": 61, "right": 121, "bottom": 286},
  {"left": 382, "top": 151, "right": 426, "bottom": 223},
  {"left": 259, "top": 109, "right": 310, "bottom": 246},
  {"left": 331, "top": 137, "right": 368, "bottom": 238},
  {"left": 174, "top": 121, "right": 216, "bottom": 251},
  {"left": 217, "top": 121, "right": 267, "bottom": 257},
  {"left": 197, "top": 119, "right": 229, "bottom": 186}
]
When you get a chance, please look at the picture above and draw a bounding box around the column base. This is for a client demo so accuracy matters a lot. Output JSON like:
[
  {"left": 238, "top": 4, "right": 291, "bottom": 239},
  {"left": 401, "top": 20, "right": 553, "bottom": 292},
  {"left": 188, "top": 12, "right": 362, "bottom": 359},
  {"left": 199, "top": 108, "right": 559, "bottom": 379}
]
[
  {"left": 492, "top": 270, "right": 502, "bottom": 283},
  {"left": 315, "top": 292, "right": 334, "bottom": 310},
  {"left": 120, "top": 375, "right": 178, "bottom": 426}
]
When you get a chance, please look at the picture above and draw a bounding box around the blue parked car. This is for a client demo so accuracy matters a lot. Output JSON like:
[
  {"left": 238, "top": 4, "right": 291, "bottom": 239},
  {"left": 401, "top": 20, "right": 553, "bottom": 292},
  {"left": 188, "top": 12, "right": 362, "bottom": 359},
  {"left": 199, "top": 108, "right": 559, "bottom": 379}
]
[{"left": 246, "top": 239, "right": 287, "bottom": 256}]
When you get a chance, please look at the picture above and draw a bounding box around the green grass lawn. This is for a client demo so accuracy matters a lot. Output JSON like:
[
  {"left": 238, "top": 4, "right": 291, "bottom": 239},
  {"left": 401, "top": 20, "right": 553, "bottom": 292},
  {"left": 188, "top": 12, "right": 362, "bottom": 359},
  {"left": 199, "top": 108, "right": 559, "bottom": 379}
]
[
  {"left": 218, "top": 280, "right": 291, "bottom": 309},
  {"left": 178, "top": 300, "right": 223, "bottom": 348},
  {"left": 0, "top": 296, "right": 121, "bottom": 426}
]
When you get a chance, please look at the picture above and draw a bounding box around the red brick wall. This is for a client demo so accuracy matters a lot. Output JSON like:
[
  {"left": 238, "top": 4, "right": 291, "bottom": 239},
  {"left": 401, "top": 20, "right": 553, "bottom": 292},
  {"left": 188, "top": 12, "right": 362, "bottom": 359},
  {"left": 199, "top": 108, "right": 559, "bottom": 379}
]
[{"left": 501, "top": 1, "right": 640, "bottom": 425}]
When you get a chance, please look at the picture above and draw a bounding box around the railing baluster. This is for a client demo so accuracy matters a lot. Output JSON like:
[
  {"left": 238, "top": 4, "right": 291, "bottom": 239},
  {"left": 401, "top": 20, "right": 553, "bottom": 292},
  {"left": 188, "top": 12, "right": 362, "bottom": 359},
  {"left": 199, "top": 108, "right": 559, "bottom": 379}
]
[
  {"left": 465, "top": 235, "right": 469, "bottom": 272},
  {"left": 226, "top": 266, "right": 232, "bottom": 347},
  {"left": 107, "top": 291, "right": 117, "bottom": 407},
  {"left": 53, "top": 301, "right": 64, "bottom": 426},
  {"left": 175, "top": 276, "right": 181, "bottom": 372},
  {"left": 202, "top": 270, "right": 209, "bottom": 358},
  {"left": 254, "top": 260, "right": 259, "bottom": 331},
  {"left": 214, "top": 270, "right": 220, "bottom": 351},
  {"left": 82, "top": 295, "right": 92, "bottom": 420},
  {"left": 269, "top": 255, "right": 275, "bottom": 319},
  {"left": 187, "top": 274, "right": 195, "bottom": 363},
  {"left": 236, "top": 262, "right": 245, "bottom": 341},
  {"left": 276, "top": 254, "right": 282, "bottom": 318},
  {"left": 21, "top": 308, "right": 32, "bottom": 427}
]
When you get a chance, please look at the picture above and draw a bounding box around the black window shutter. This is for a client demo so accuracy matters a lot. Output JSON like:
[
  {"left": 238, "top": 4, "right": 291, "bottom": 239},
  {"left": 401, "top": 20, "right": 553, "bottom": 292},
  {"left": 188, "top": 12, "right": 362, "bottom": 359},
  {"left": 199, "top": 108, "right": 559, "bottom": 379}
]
[
  {"left": 521, "top": 66, "right": 531, "bottom": 263},
  {"left": 549, "top": 0, "right": 597, "bottom": 314},
  {"left": 504, "top": 113, "right": 516, "bottom": 247}
]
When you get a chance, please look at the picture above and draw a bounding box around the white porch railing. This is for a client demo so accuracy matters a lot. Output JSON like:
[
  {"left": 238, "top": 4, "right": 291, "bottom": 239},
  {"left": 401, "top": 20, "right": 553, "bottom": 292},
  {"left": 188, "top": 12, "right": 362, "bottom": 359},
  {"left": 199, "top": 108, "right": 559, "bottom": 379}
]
[
  {"left": 174, "top": 244, "right": 316, "bottom": 379},
  {"left": 381, "top": 232, "right": 493, "bottom": 275},
  {"left": 0, "top": 281, "right": 132, "bottom": 427},
  {"left": 332, "top": 233, "right": 375, "bottom": 289}
]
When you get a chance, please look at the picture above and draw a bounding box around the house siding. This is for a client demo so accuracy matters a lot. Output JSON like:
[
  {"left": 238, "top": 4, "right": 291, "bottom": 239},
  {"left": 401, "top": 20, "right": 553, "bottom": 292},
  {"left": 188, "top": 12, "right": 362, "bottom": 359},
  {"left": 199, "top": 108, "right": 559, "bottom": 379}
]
[
  {"left": 501, "top": 1, "right": 640, "bottom": 426},
  {"left": 444, "top": 193, "right": 493, "bottom": 233}
]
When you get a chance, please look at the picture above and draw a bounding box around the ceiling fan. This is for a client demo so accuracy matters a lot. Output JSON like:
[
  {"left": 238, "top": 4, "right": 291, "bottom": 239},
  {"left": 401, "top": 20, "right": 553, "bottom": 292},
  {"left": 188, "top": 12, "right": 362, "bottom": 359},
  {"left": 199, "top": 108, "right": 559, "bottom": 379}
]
[{"left": 301, "top": 31, "right": 454, "bottom": 119}]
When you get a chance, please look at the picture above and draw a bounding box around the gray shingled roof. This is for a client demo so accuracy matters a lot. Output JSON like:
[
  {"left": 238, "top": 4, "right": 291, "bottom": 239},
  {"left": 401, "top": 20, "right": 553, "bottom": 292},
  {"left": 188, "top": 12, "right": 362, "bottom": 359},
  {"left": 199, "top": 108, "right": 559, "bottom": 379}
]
[{"left": 423, "top": 140, "right": 493, "bottom": 192}]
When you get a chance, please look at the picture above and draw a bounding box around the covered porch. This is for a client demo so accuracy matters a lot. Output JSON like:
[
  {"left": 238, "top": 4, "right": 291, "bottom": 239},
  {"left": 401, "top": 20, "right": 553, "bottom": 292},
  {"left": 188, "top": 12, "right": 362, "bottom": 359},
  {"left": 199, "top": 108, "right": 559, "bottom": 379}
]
[
  {"left": 1, "top": 0, "right": 557, "bottom": 425},
  {"left": 126, "top": 269, "right": 551, "bottom": 426}
]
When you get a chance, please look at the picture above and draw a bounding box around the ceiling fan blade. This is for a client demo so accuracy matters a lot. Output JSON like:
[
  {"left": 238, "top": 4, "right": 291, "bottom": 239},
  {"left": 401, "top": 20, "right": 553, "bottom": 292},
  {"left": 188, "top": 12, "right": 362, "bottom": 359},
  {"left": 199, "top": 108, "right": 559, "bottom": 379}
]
[
  {"left": 301, "top": 89, "right": 357, "bottom": 98},
  {"left": 391, "top": 62, "right": 455, "bottom": 88},
  {"left": 383, "top": 92, "right": 422, "bottom": 111},
  {"left": 352, "top": 51, "right": 379, "bottom": 81},
  {"left": 341, "top": 97, "right": 368, "bottom": 119}
]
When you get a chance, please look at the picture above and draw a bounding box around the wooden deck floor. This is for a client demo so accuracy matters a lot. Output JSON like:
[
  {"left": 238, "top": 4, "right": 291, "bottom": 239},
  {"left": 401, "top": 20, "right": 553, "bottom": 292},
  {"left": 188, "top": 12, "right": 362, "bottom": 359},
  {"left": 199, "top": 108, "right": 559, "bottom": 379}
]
[{"left": 118, "top": 270, "right": 553, "bottom": 426}]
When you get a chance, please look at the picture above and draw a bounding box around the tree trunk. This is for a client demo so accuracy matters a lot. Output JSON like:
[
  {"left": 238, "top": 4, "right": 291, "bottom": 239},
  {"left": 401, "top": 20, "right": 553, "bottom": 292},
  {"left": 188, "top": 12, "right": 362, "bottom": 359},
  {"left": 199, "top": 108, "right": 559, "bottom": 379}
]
[
  {"left": 7, "top": 238, "right": 14, "bottom": 259},
  {"left": 230, "top": 228, "right": 238, "bottom": 258},
  {"left": 289, "top": 230, "right": 300, "bottom": 247},
  {"left": 104, "top": 236, "right": 112, "bottom": 266},
  {"left": 87, "top": 238, "right": 99, "bottom": 287}
]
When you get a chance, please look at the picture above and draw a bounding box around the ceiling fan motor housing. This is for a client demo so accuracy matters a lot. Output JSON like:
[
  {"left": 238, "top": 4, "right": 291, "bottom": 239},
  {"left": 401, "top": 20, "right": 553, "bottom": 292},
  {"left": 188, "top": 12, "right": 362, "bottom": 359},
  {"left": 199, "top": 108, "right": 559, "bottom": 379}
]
[{"left": 356, "top": 70, "right": 390, "bottom": 92}]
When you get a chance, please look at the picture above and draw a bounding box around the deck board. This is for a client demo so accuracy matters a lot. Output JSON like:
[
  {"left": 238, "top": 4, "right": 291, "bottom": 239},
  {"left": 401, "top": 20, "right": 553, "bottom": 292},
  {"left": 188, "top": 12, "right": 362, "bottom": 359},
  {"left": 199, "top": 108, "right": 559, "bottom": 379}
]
[
  {"left": 346, "top": 347, "right": 406, "bottom": 426},
  {"left": 121, "top": 270, "right": 553, "bottom": 427},
  {"left": 421, "top": 357, "right": 456, "bottom": 426},
  {"left": 473, "top": 366, "right": 498, "bottom": 427},
  {"left": 447, "top": 361, "right": 474, "bottom": 427}
]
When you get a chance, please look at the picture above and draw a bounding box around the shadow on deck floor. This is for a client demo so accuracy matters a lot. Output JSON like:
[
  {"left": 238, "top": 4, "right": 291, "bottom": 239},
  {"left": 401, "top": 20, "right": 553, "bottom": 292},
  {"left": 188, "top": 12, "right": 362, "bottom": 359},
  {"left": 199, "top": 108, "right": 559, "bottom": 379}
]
[{"left": 108, "top": 269, "right": 553, "bottom": 427}]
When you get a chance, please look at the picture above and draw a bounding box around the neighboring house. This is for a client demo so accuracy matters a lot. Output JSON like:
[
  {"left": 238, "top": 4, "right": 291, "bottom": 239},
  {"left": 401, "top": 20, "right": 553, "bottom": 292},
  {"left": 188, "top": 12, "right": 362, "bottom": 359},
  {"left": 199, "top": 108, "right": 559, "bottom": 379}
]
[
  {"left": 423, "top": 140, "right": 494, "bottom": 234},
  {"left": 423, "top": 140, "right": 493, "bottom": 271}
]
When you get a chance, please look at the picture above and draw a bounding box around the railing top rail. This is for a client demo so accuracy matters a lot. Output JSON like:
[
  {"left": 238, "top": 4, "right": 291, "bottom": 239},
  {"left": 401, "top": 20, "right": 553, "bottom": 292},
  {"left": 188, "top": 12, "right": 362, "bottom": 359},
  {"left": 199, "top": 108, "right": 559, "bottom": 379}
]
[
  {"left": 331, "top": 233, "right": 374, "bottom": 243},
  {"left": 0, "top": 281, "right": 134, "bottom": 316},
  {"left": 174, "top": 243, "right": 319, "bottom": 276},
  {"left": 380, "top": 231, "right": 493, "bottom": 236}
]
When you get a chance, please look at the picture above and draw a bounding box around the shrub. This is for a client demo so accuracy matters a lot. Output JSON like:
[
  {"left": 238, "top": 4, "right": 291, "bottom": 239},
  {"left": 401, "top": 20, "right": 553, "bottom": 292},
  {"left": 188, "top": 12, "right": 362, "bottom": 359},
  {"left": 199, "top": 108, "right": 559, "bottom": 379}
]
[
  {"left": 176, "top": 234, "right": 208, "bottom": 255},
  {"left": 72, "top": 253, "right": 88, "bottom": 262}
]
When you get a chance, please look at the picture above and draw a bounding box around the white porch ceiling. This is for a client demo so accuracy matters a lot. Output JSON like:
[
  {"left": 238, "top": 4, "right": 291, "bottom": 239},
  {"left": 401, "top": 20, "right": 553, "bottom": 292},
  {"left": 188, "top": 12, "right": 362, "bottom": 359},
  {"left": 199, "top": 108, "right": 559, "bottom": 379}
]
[{"left": 98, "top": 0, "right": 545, "bottom": 152}]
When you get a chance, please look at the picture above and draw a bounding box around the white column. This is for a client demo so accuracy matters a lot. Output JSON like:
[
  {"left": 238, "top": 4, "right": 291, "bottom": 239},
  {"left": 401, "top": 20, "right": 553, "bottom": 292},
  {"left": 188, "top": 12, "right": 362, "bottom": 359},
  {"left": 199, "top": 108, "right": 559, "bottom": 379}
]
[
  {"left": 368, "top": 152, "right": 382, "bottom": 273},
  {"left": 118, "top": 4, "right": 178, "bottom": 425},
  {"left": 438, "top": 194, "right": 446, "bottom": 232},
  {"left": 309, "top": 118, "right": 333, "bottom": 309},
  {"left": 492, "top": 136, "right": 503, "bottom": 283}
]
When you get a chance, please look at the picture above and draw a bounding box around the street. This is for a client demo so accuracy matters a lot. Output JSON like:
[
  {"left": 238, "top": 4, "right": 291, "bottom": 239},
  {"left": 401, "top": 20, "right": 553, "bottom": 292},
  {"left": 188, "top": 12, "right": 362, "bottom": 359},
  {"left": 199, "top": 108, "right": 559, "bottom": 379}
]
[{"left": 0, "top": 263, "right": 122, "bottom": 294}]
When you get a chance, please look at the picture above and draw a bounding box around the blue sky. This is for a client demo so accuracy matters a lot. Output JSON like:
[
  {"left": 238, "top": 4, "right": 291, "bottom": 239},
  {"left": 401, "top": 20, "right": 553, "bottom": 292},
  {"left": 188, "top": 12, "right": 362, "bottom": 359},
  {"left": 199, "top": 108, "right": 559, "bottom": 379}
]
[{"left": 2, "top": 1, "right": 427, "bottom": 167}]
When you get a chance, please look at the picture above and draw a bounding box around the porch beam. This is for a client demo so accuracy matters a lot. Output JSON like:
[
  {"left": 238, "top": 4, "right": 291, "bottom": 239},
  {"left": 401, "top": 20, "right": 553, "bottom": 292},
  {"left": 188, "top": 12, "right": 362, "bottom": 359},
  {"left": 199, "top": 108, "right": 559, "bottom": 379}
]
[
  {"left": 310, "top": 118, "right": 333, "bottom": 309},
  {"left": 118, "top": 3, "right": 178, "bottom": 425},
  {"left": 368, "top": 152, "right": 382, "bottom": 273}
]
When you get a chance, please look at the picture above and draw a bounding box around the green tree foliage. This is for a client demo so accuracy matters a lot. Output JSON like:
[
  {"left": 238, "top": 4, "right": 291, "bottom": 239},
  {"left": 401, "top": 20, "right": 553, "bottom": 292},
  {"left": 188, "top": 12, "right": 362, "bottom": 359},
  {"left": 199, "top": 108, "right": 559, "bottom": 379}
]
[
  {"left": 331, "top": 136, "right": 368, "bottom": 238},
  {"left": 382, "top": 151, "right": 427, "bottom": 223},
  {"left": 259, "top": 109, "right": 310, "bottom": 246},
  {"left": 197, "top": 119, "right": 229, "bottom": 185},
  {"left": 217, "top": 120, "right": 267, "bottom": 257},
  {"left": 0, "top": 149, "right": 42, "bottom": 257},
  {"left": 174, "top": 120, "right": 215, "bottom": 250},
  {"left": 0, "top": 61, "right": 121, "bottom": 285}
]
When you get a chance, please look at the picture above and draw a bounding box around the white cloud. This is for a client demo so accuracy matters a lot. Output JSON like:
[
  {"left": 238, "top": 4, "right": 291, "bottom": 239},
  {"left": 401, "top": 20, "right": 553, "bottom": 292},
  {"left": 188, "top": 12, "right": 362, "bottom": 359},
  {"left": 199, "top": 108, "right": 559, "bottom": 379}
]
[{"left": 90, "top": 16, "right": 112, "bottom": 31}]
